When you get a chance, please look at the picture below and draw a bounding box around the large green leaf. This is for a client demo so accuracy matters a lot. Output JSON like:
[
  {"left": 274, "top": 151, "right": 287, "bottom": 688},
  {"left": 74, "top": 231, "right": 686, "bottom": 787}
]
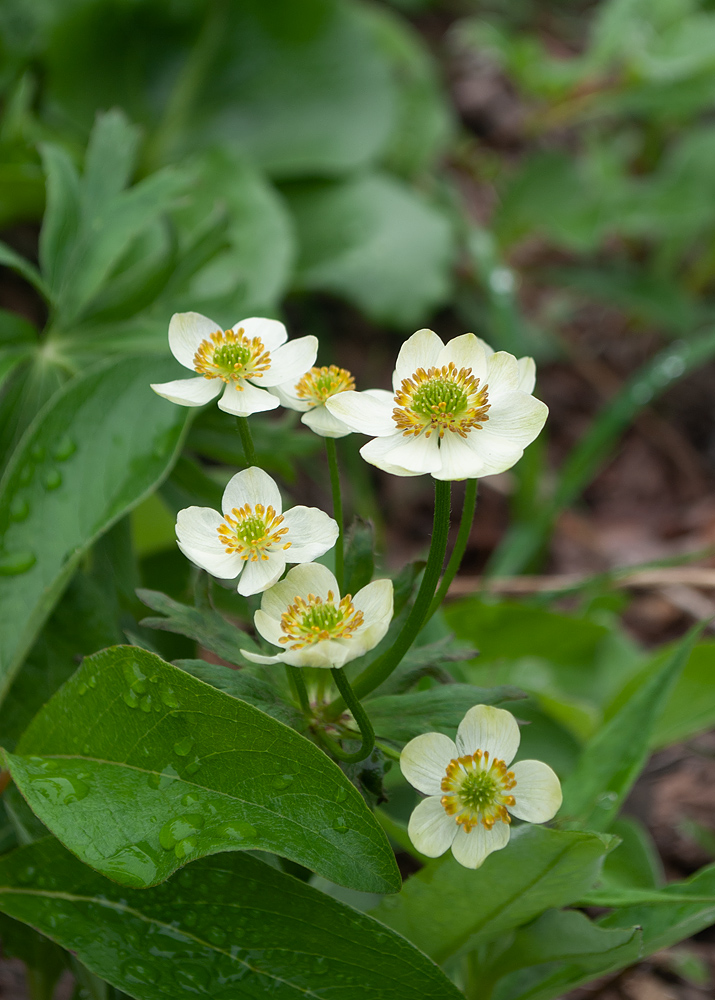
[
  {"left": 0, "top": 356, "right": 189, "bottom": 702},
  {"left": 560, "top": 624, "right": 701, "bottom": 830},
  {"left": 4, "top": 646, "right": 400, "bottom": 894},
  {"left": 370, "top": 825, "right": 614, "bottom": 963},
  {"left": 0, "top": 838, "right": 460, "bottom": 1000},
  {"left": 285, "top": 172, "right": 455, "bottom": 327},
  {"left": 650, "top": 641, "right": 715, "bottom": 747}
]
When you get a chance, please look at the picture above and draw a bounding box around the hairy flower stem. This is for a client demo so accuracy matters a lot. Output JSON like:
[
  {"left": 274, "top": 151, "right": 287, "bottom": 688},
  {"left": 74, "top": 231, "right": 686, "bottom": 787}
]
[
  {"left": 236, "top": 416, "right": 257, "bottom": 468},
  {"left": 317, "top": 668, "right": 375, "bottom": 764},
  {"left": 325, "top": 479, "right": 452, "bottom": 718},
  {"left": 285, "top": 665, "right": 311, "bottom": 716},
  {"left": 426, "top": 478, "right": 477, "bottom": 621},
  {"left": 325, "top": 438, "right": 344, "bottom": 592}
]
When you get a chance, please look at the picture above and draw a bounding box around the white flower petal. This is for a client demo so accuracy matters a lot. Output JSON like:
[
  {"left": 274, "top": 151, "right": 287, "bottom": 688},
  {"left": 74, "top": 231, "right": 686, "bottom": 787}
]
[
  {"left": 509, "top": 760, "right": 563, "bottom": 823},
  {"left": 151, "top": 376, "right": 222, "bottom": 407},
  {"left": 400, "top": 732, "right": 457, "bottom": 795},
  {"left": 435, "top": 431, "right": 485, "bottom": 481},
  {"left": 363, "top": 388, "right": 396, "bottom": 405},
  {"left": 350, "top": 578, "right": 394, "bottom": 656},
  {"left": 233, "top": 317, "right": 287, "bottom": 353},
  {"left": 460, "top": 428, "right": 524, "bottom": 478},
  {"left": 218, "top": 380, "right": 280, "bottom": 417},
  {"left": 281, "top": 506, "right": 339, "bottom": 561},
  {"left": 408, "top": 797, "right": 457, "bottom": 858},
  {"left": 517, "top": 357, "right": 536, "bottom": 394},
  {"left": 456, "top": 705, "right": 521, "bottom": 765},
  {"left": 302, "top": 405, "right": 351, "bottom": 438},
  {"left": 238, "top": 555, "right": 285, "bottom": 596},
  {"left": 168, "top": 312, "right": 220, "bottom": 369},
  {"left": 253, "top": 609, "right": 289, "bottom": 648},
  {"left": 241, "top": 649, "right": 283, "bottom": 665},
  {"left": 485, "top": 351, "right": 519, "bottom": 396},
  {"left": 285, "top": 638, "right": 350, "bottom": 669},
  {"left": 435, "top": 333, "right": 488, "bottom": 382},
  {"left": 260, "top": 562, "right": 338, "bottom": 620},
  {"left": 359, "top": 435, "right": 425, "bottom": 477},
  {"left": 376, "top": 431, "right": 441, "bottom": 476},
  {"left": 325, "top": 391, "right": 395, "bottom": 437},
  {"left": 393, "top": 329, "right": 444, "bottom": 391},
  {"left": 221, "top": 467, "right": 282, "bottom": 517},
  {"left": 451, "top": 820, "right": 510, "bottom": 869},
  {"left": 175, "top": 507, "right": 243, "bottom": 579},
  {"left": 269, "top": 382, "right": 311, "bottom": 412},
  {"left": 258, "top": 336, "right": 319, "bottom": 388},
  {"left": 480, "top": 391, "right": 548, "bottom": 449}
]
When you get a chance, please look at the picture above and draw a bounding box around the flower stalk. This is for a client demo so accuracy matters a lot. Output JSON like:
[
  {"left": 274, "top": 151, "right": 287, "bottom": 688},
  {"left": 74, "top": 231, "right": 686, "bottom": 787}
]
[
  {"left": 325, "top": 437, "right": 344, "bottom": 591},
  {"left": 426, "top": 478, "right": 478, "bottom": 621},
  {"left": 317, "top": 668, "right": 375, "bottom": 764},
  {"left": 236, "top": 416, "right": 257, "bottom": 468}
]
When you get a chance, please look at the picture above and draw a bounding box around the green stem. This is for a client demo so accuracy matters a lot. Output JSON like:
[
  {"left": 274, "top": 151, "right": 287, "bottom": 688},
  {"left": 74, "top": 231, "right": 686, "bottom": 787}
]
[
  {"left": 285, "top": 665, "right": 310, "bottom": 716},
  {"left": 326, "top": 479, "right": 452, "bottom": 716},
  {"left": 325, "top": 437, "right": 344, "bottom": 591},
  {"left": 426, "top": 478, "right": 477, "bottom": 621},
  {"left": 236, "top": 416, "right": 257, "bottom": 467},
  {"left": 318, "top": 668, "right": 375, "bottom": 764}
]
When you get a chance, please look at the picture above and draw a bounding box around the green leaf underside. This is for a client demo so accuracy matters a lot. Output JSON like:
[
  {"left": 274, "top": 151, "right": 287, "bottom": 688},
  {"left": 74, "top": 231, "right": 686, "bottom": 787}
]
[
  {"left": 371, "top": 826, "right": 614, "bottom": 963},
  {"left": 0, "top": 357, "right": 189, "bottom": 702},
  {"left": 0, "top": 839, "right": 461, "bottom": 1000},
  {"left": 5, "top": 646, "right": 400, "bottom": 894},
  {"left": 364, "top": 684, "right": 525, "bottom": 742}
]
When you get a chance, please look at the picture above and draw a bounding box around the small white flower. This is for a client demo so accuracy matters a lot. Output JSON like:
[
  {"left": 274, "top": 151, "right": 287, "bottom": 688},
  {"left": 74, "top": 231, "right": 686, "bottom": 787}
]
[
  {"left": 241, "top": 562, "right": 393, "bottom": 669},
  {"left": 325, "top": 329, "right": 547, "bottom": 480},
  {"left": 271, "top": 364, "right": 356, "bottom": 438},
  {"left": 175, "top": 467, "right": 338, "bottom": 596},
  {"left": 400, "top": 705, "right": 562, "bottom": 869},
  {"left": 151, "top": 312, "right": 318, "bottom": 417}
]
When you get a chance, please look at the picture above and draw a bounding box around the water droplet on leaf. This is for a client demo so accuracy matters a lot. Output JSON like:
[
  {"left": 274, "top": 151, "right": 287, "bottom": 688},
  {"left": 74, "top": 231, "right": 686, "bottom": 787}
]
[
  {"left": 159, "top": 814, "right": 205, "bottom": 851},
  {"left": 161, "top": 686, "right": 180, "bottom": 708},
  {"left": 30, "top": 444, "right": 45, "bottom": 462},
  {"left": 332, "top": 817, "right": 348, "bottom": 833},
  {"left": 43, "top": 469, "right": 62, "bottom": 490},
  {"left": 335, "top": 786, "right": 348, "bottom": 802},
  {"left": 9, "top": 497, "right": 29, "bottom": 522},
  {"left": 0, "top": 551, "right": 36, "bottom": 575},
  {"left": 139, "top": 694, "right": 152, "bottom": 712},
  {"left": 271, "top": 774, "right": 293, "bottom": 790},
  {"left": 52, "top": 435, "right": 76, "bottom": 461},
  {"left": 173, "top": 736, "right": 194, "bottom": 757},
  {"left": 185, "top": 757, "right": 202, "bottom": 775},
  {"left": 214, "top": 821, "right": 256, "bottom": 842},
  {"left": 123, "top": 688, "right": 139, "bottom": 709}
]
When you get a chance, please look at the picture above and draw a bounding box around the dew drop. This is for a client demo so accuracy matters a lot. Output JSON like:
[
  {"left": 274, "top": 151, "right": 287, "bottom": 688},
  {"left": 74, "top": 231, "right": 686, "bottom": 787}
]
[
  {"left": 103, "top": 844, "right": 159, "bottom": 887},
  {"left": 214, "top": 821, "right": 256, "bottom": 842},
  {"left": 30, "top": 444, "right": 45, "bottom": 462},
  {"left": 43, "top": 469, "right": 62, "bottom": 490},
  {"left": 123, "top": 688, "right": 139, "bottom": 709},
  {"left": 175, "top": 963, "right": 210, "bottom": 991},
  {"left": 88, "top": 674, "right": 97, "bottom": 688},
  {"left": 77, "top": 682, "right": 88, "bottom": 696},
  {"left": 335, "top": 786, "right": 348, "bottom": 803},
  {"left": 161, "top": 686, "right": 180, "bottom": 708},
  {"left": 181, "top": 791, "right": 201, "bottom": 807},
  {"left": 52, "top": 435, "right": 76, "bottom": 461},
  {"left": 16, "top": 866, "right": 36, "bottom": 884},
  {"left": 82, "top": 744, "right": 91, "bottom": 754},
  {"left": 173, "top": 736, "right": 194, "bottom": 757},
  {"left": 205, "top": 926, "right": 226, "bottom": 946},
  {"left": 9, "top": 497, "right": 29, "bottom": 522},
  {"left": 19, "top": 463, "right": 33, "bottom": 485},
  {"left": 271, "top": 774, "right": 293, "bottom": 791},
  {"left": 123, "top": 660, "right": 148, "bottom": 693},
  {"left": 121, "top": 961, "right": 159, "bottom": 985},
  {"left": 185, "top": 757, "right": 202, "bottom": 775},
  {"left": 332, "top": 817, "right": 348, "bottom": 833},
  {"left": 139, "top": 694, "right": 152, "bottom": 713},
  {"left": 147, "top": 765, "right": 179, "bottom": 791},
  {"left": 174, "top": 836, "right": 198, "bottom": 859},
  {"left": 29, "top": 774, "right": 89, "bottom": 805},
  {"left": 159, "top": 814, "right": 205, "bottom": 851},
  {"left": 0, "top": 551, "right": 36, "bottom": 575},
  {"left": 182, "top": 910, "right": 198, "bottom": 928}
]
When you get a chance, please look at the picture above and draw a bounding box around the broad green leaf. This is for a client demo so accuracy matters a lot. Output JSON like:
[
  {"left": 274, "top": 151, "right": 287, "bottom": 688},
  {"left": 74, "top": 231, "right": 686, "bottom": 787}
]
[
  {"left": 38, "top": 142, "right": 81, "bottom": 293},
  {"left": 364, "top": 684, "right": 525, "bottom": 743},
  {"left": 651, "top": 642, "right": 715, "bottom": 747},
  {"left": 0, "top": 839, "right": 460, "bottom": 1000},
  {"left": 560, "top": 624, "right": 701, "bottom": 830},
  {"left": 137, "top": 588, "right": 260, "bottom": 664},
  {"left": 82, "top": 109, "right": 141, "bottom": 220},
  {"left": 599, "top": 816, "right": 664, "bottom": 891},
  {"left": 0, "top": 356, "right": 190, "bottom": 702},
  {"left": 285, "top": 172, "right": 455, "bottom": 327},
  {"left": 370, "top": 825, "right": 614, "bottom": 963},
  {"left": 5, "top": 646, "right": 401, "bottom": 894},
  {"left": 0, "top": 241, "right": 49, "bottom": 300}
]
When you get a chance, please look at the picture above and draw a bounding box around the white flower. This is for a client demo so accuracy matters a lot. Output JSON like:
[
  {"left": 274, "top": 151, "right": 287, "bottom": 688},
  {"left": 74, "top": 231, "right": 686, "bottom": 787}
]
[
  {"left": 175, "top": 467, "right": 338, "bottom": 596},
  {"left": 241, "top": 562, "right": 393, "bottom": 669},
  {"left": 400, "top": 705, "right": 562, "bottom": 869},
  {"left": 271, "top": 365, "right": 356, "bottom": 438},
  {"left": 151, "top": 312, "right": 318, "bottom": 417},
  {"left": 325, "top": 329, "right": 547, "bottom": 480}
]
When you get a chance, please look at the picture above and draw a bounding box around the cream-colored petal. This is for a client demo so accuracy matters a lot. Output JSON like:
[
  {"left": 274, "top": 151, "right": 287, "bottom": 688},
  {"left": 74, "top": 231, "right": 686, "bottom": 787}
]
[
  {"left": 408, "top": 797, "right": 457, "bottom": 858},
  {"left": 241, "top": 649, "right": 284, "bottom": 665},
  {"left": 400, "top": 732, "right": 457, "bottom": 795},
  {"left": 238, "top": 555, "right": 285, "bottom": 596},
  {"left": 434, "top": 432, "right": 485, "bottom": 481},
  {"left": 233, "top": 317, "right": 287, "bottom": 353},
  {"left": 284, "top": 638, "right": 349, "bottom": 669},
  {"left": 281, "top": 506, "right": 339, "bottom": 561},
  {"left": 260, "top": 562, "right": 338, "bottom": 620},
  {"left": 460, "top": 427, "right": 524, "bottom": 478},
  {"left": 325, "top": 391, "right": 395, "bottom": 437},
  {"left": 359, "top": 435, "right": 425, "bottom": 477},
  {"left": 380, "top": 432, "right": 441, "bottom": 476},
  {"left": 259, "top": 336, "right": 318, "bottom": 388},
  {"left": 435, "top": 334, "right": 488, "bottom": 383},
  {"left": 508, "top": 760, "right": 563, "bottom": 823},
  {"left": 479, "top": 391, "right": 548, "bottom": 449},
  {"left": 517, "top": 357, "right": 536, "bottom": 394},
  {"left": 175, "top": 507, "right": 243, "bottom": 579},
  {"left": 456, "top": 705, "right": 521, "bottom": 765},
  {"left": 451, "top": 820, "right": 510, "bottom": 869},
  {"left": 221, "top": 466, "right": 282, "bottom": 517},
  {"left": 218, "top": 380, "right": 280, "bottom": 417},
  {"left": 253, "top": 608, "right": 285, "bottom": 647},
  {"left": 269, "top": 382, "right": 311, "bottom": 412},
  {"left": 485, "top": 351, "right": 519, "bottom": 395},
  {"left": 168, "top": 312, "right": 220, "bottom": 369},
  {"left": 150, "top": 376, "right": 222, "bottom": 407},
  {"left": 352, "top": 578, "right": 394, "bottom": 628},
  {"left": 301, "top": 405, "right": 351, "bottom": 438},
  {"left": 393, "top": 329, "right": 444, "bottom": 391}
]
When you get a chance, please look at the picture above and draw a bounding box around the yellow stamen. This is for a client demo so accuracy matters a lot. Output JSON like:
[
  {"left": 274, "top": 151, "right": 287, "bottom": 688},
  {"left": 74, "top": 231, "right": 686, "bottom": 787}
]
[
  {"left": 217, "top": 504, "right": 289, "bottom": 561},
  {"left": 279, "top": 590, "right": 364, "bottom": 650},
  {"left": 393, "top": 362, "right": 490, "bottom": 439},
  {"left": 440, "top": 750, "right": 516, "bottom": 832},
  {"left": 294, "top": 365, "right": 355, "bottom": 407},
  {"left": 193, "top": 328, "right": 271, "bottom": 386}
]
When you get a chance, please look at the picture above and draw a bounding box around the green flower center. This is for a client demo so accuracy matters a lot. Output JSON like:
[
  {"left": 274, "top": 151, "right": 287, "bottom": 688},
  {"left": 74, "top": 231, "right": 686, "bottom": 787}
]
[
  {"left": 279, "top": 591, "right": 364, "bottom": 649},
  {"left": 295, "top": 365, "right": 355, "bottom": 406},
  {"left": 217, "top": 504, "right": 290, "bottom": 561},
  {"left": 441, "top": 751, "right": 516, "bottom": 832},
  {"left": 459, "top": 770, "right": 500, "bottom": 811},
  {"left": 212, "top": 343, "right": 253, "bottom": 375},
  {"left": 393, "top": 362, "right": 490, "bottom": 439},
  {"left": 193, "top": 328, "right": 271, "bottom": 385},
  {"left": 411, "top": 378, "right": 469, "bottom": 418}
]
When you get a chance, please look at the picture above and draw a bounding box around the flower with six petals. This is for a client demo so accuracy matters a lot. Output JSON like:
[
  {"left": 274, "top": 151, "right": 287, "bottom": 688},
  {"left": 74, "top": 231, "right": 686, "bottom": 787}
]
[
  {"left": 151, "top": 312, "right": 318, "bottom": 417},
  {"left": 325, "top": 329, "right": 547, "bottom": 480},
  {"left": 400, "top": 704, "right": 562, "bottom": 869},
  {"left": 241, "top": 562, "right": 393, "bottom": 668},
  {"left": 175, "top": 467, "right": 338, "bottom": 596}
]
